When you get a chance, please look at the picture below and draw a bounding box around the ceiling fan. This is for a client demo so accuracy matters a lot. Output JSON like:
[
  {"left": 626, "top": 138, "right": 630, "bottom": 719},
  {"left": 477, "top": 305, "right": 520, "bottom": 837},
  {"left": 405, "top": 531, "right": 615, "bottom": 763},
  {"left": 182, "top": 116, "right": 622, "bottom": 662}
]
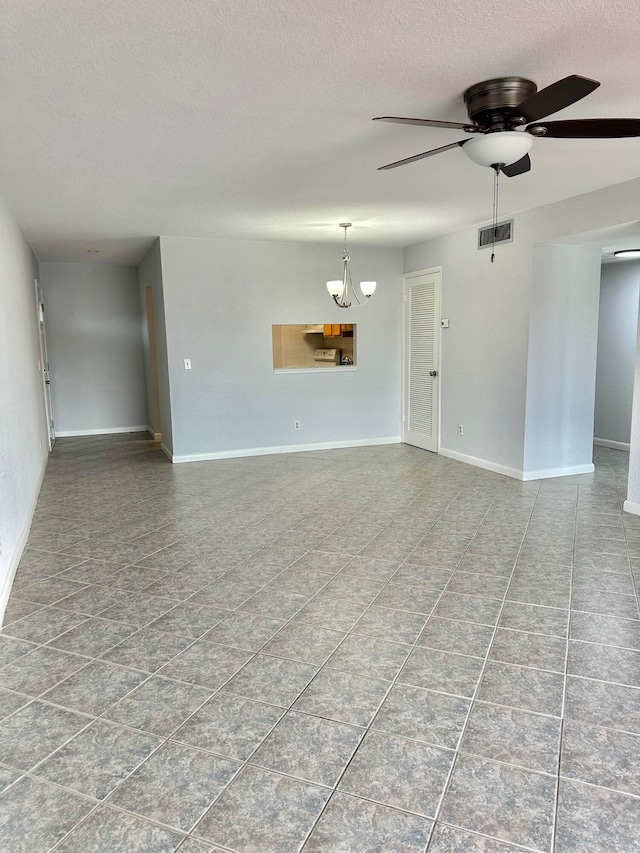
[{"left": 374, "top": 75, "right": 640, "bottom": 176}]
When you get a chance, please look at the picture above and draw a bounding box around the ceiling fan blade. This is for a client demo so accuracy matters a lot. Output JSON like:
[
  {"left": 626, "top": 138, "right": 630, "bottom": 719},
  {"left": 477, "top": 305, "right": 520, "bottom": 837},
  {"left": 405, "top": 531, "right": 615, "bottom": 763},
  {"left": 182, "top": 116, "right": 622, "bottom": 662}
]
[
  {"left": 501, "top": 154, "right": 531, "bottom": 177},
  {"left": 527, "top": 118, "right": 640, "bottom": 138},
  {"left": 509, "top": 75, "right": 600, "bottom": 123},
  {"left": 373, "top": 116, "right": 481, "bottom": 131},
  {"left": 378, "top": 141, "right": 465, "bottom": 171}
]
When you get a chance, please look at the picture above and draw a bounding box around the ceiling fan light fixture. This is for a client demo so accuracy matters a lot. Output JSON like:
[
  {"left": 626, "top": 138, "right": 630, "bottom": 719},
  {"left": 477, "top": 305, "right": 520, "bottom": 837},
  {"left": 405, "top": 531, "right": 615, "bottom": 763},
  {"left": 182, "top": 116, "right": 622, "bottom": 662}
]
[
  {"left": 375, "top": 76, "right": 640, "bottom": 174},
  {"left": 461, "top": 131, "right": 534, "bottom": 168},
  {"left": 614, "top": 249, "right": 640, "bottom": 259}
]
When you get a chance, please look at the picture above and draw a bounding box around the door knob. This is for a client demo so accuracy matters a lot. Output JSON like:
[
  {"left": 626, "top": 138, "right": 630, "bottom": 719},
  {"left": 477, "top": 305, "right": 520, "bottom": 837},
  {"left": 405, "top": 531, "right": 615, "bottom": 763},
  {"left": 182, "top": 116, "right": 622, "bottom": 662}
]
[{"left": 429, "top": 370, "right": 437, "bottom": 377}]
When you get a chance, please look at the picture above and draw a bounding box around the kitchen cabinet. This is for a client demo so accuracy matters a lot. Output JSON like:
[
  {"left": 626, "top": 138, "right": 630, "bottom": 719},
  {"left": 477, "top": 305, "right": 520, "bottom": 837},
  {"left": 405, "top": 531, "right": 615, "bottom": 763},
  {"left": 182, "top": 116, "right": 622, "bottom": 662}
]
[{"left": 323, "top": 323, "right": 354, "bottom": 338}]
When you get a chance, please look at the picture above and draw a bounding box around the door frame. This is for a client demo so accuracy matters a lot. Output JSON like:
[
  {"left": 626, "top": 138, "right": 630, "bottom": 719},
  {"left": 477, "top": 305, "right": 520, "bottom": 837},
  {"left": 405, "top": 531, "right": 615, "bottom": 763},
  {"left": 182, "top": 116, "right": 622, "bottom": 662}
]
[
  {"left": 144, "top": 285, "right": 162, "bottom": 440},
  {"left": 34, "top": 278, "right": 55, "bottom": 451},
  {"left": 402, "top": 266, "right": 442, "bottom": 452}
]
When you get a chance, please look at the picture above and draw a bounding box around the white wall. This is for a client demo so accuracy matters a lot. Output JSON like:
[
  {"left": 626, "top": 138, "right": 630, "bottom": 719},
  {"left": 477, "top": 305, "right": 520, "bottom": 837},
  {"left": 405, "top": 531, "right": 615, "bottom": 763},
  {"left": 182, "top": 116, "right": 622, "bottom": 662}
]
[
  {"left": 523, "top": 244, "right": 602, "bottom": 478},
  {"left": 39, "top": 262, "right": 148, "bottom": 435},
  {"left": 594, "top": 260, "right": 640, "bottom": 447},
  {"left": 157, "top": 236, "right": 403, "bottom": 460},
  {"left": 0, "top": 192, "right": 48, "bottom": 624},
  {"left": 404, "top": 176, "right": 640, "bottom": 478}
]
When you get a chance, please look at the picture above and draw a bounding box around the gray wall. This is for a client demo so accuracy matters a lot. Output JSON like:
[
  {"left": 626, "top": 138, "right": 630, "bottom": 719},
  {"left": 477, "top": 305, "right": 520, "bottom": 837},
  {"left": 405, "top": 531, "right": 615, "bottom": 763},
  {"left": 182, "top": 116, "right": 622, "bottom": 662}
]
[
  {"left": 523, "top": 244, "right": 602, "bottom": 477},
  {"left": 404, "top": 226, "right": 530, "bottom": 476},
  {"left": 594, "top": 260, "right": 640, "bottom": 446},
  {"left": 157, "top": 236, "right": 403, "bottom": 459},
  {"left": 404, "top": 176, "right": 640, "bottom": 479},
  {"left": 0, "top": 192, "right": 48, "bottom": 623},
  {"left": 624, "top": 305, "right": 640, "bottom": 512},
  {"left": 39, "top": 262, "right": 148, "bottom": 435}
]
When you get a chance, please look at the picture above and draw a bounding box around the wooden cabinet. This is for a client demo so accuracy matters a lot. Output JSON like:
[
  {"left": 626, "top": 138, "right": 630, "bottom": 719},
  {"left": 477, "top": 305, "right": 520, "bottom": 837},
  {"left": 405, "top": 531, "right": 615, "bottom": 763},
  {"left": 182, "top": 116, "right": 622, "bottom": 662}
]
[{"left": 323, "top": 323, "right": 354, "bottom": 338}]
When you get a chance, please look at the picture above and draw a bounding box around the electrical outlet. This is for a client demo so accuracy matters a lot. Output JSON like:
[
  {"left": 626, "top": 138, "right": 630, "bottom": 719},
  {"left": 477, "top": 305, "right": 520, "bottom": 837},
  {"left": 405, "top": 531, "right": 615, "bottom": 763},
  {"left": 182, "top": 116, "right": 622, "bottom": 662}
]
[
  {"left": 294, "top": 420, "right": 301, "bottom": 430},
  {"left": 458, "top": 424, "right": 464, "bottom": 436}
]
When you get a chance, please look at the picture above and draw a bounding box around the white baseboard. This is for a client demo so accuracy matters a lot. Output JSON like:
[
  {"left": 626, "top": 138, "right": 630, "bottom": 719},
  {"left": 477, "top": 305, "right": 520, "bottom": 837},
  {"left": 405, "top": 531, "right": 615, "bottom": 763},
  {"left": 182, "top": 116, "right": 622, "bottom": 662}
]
[
  {"left": 160, "top": 443, "right": 173, "bottom": 461},
  {"left": 55, "top": 425, "right": 149, "bottom": 438},
  {"left": 521, "top": 463, "right": 595, "bottom": 481},
  {"left": 146, "top": 427, "right": 162, "bottom": 440},
  {"left": 0, "top": 453, "right": 48, "bottom": 627},
  {"left": 438, "top": 447, "right": 522, "bottom": 480},
  {"left": 623, "top": 499, "right": 640, "bottom": 516},
  {"left": 438, "top": 447, "right": 595, "bottom": 482},
  {"left": 169, "top": 436, "right": 402, "bottom": 464},
  {"left": 594, "top": 437, "right": 630, "bottom": 452}
]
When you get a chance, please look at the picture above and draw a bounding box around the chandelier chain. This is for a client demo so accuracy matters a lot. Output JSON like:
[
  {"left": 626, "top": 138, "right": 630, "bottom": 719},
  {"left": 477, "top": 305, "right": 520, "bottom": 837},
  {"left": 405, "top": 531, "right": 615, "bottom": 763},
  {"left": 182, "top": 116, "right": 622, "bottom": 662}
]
[{"left": 491, "top": 165, "right": 500, "bottom": 263}]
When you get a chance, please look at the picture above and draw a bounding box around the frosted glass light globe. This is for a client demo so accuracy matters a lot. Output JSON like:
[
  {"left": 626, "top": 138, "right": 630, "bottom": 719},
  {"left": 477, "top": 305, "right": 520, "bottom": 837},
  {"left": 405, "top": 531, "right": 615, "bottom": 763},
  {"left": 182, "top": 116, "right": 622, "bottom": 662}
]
[{"left": 463, "top": 131, "right": 533, "bottom": 168}]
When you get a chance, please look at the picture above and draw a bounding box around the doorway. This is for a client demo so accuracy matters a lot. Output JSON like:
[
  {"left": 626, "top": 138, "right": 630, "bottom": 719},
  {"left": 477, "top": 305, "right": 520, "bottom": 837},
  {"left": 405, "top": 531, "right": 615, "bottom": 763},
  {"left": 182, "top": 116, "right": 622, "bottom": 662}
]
[
  {"left": 403, "top": 268, "right": 441, "bottom": 453},
  {"left": 35, "top": 279, "right": 55, "bottom": 450},
  {"left": 593, "top": 259, "right": 640, "bottom": 452}
]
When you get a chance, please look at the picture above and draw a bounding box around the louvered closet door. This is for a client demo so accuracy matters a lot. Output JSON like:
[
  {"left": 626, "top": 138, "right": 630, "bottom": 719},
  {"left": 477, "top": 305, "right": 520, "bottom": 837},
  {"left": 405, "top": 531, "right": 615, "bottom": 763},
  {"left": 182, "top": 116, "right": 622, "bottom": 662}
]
[{"left": 403, "top": 270, "right": 441, "bottom": 452}]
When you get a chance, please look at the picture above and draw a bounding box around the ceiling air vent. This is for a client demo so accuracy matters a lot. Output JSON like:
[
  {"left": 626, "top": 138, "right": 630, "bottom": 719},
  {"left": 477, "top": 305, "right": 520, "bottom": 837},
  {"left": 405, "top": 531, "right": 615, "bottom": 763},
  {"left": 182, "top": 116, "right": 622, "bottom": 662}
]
[{"left": 478, "top": 219, "right": 513, "bottom": 250}]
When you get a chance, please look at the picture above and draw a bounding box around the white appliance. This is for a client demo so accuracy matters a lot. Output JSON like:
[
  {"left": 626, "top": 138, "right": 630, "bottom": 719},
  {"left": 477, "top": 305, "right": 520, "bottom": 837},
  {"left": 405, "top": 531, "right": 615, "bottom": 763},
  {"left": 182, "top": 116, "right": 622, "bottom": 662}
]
[{"left": 313, "top": 348, "right": 340, "bottom": 366}]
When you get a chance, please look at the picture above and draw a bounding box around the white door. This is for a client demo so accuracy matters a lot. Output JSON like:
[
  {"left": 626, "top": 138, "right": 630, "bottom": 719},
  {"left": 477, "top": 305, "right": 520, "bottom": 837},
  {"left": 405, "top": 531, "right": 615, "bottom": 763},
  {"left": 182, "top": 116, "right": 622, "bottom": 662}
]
[
  {"left": 403, "top": 269, "right": 441, "bottom": 452},
  {"left": 35, "top": 280, "right": 55, "bottom": 450}
]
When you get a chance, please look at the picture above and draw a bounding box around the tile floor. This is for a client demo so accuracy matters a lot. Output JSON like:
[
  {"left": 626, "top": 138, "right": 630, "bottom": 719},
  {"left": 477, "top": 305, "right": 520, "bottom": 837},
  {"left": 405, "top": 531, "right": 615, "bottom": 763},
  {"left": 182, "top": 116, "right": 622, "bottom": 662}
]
[{"left": 1, "top": 433, "right": 640, "bottom": 852}]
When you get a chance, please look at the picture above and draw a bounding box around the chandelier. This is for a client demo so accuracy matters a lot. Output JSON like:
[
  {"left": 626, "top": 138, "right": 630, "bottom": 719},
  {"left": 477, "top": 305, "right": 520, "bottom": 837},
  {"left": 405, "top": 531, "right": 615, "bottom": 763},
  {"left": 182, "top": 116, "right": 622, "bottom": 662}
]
[{"left": 326, "top": 223, "right": 376, "bottom": 308}]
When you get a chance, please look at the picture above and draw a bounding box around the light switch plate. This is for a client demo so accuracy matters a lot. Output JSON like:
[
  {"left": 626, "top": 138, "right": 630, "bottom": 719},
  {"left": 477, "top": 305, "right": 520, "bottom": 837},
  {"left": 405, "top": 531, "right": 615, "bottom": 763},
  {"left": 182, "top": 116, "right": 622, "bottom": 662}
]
[
  {"left": 184, "top": 358, "right": 192, "bottom": 370},
  {"left": 441, "top": 319, "right": 450, "bottom": 328}
]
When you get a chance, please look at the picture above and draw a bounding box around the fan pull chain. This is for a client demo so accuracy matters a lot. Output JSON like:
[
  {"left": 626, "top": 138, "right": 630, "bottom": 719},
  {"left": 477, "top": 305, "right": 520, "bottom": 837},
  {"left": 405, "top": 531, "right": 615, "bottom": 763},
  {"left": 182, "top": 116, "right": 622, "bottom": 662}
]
[{"left": 491, "top": 165, "right": 501, "bottom": 263}]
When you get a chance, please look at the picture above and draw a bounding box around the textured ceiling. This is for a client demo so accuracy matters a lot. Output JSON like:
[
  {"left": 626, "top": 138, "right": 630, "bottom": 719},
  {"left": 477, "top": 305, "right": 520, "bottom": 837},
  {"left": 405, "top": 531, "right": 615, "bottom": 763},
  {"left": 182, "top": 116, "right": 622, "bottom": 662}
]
[{"left": 1, "top": 0, "right": 639, "bottom": 263}]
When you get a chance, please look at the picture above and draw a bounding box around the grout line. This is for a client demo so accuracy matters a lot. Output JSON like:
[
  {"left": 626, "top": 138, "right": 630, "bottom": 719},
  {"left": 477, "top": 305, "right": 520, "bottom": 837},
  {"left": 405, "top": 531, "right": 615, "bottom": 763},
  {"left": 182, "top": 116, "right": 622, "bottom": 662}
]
[
  {"left": 548, "top": 474, "right": 579, "bottom": 853},
  {"left": 46, "top": 793, "right": 190, "bottom": 852},
  {"left": 6, "top": 443, "right": 638, "bottom": 853},
  {"left": 189, "top": 503, "right": 466, "bottom": 845},
  {"left": 183, "top": 483, "right": 491, "bottom": 849},
  {"left": 426, "top": 478, "right": 544, "bottom": 849},
  {"left": 296, "top": 482, "right": 542, "bottom": 852}
]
